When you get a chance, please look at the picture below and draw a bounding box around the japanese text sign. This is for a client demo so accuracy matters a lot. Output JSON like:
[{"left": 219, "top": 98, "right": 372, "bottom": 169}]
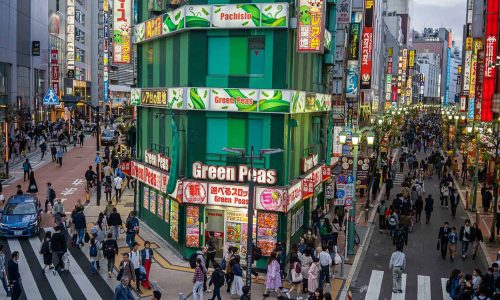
[
  {"left": 297, "top": 0, "right": 326, "bottom": 53},
  {"left": 113, "top": 0, "right": 132, "bottom": 64},
  {"left": 208, "top": 183, "right": 250, "bottom": 208},
  {"left": 481, "top": 0, "right": 499, "bottom": 122}
]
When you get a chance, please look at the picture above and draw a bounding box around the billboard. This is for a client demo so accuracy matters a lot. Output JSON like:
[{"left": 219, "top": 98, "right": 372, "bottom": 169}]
[
  {"left": 348, "top": 22, "right": 360, "bottom": 60},
  {"left": 66, "top": 0, "right": 75, "bottom": 73},
  {"left": 113, "top": 0, "right": 132, "bottom": 64},
  {"left": 463, "top": 50, "right": 472, "bottom": 94},
  {"left": 297, "top": 0, "right": 326, "bottom": 53},
  {"left": 346, "top": 60, "right": 359, "bottom": 98},
  {"left": 444, "top": 47, "right": 451, "bottom": 105},
  {"left": 360, "top": 0, "right": 374, "bottom": 89},
  {"left": 481, "top": 0, "right": 499, "bottom": 121},
  {"left": 336, "top": 0, "right": 352, "bottom": 24}
]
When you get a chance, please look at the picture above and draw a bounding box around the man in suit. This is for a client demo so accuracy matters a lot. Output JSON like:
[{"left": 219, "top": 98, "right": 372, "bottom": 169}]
[
  {"left": 7, "top": 251, "right": 21, "bottom": 300},
  {"left": 438, "top": 222, "right": 450, "bottom": 259}
]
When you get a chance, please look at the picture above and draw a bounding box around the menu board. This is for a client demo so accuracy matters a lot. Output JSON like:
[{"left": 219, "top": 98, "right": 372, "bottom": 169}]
[
  {"left": 150, "top": 190, "right": 157, "bottom": 215},
  {"left": 257, "top": 213, "right": 278, "bottom": 256},
  {"left": 186, "top": 206, "right": 200, "bottom": 247},
  {"left": 170, "top": 201, "right": 179, "bottom": 242},
  {"left": 157, "top": 193, "right": 164, "bottom": 219},
  {"left": 143, "top": 187, "right": 150, "bottom": 211}
]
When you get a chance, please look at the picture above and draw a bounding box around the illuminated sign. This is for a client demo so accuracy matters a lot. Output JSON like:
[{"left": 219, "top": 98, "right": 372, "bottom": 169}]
[
  {"left": 482, "top": 0, "right": 499, "bottom": 121},
  {"left": 113, "top": 0, "right": 132, "bottom": 64},
  {"left": 144, "top": 149, "right": 171, "bottom": 172},
  {"left": 360, "top": 0, "right": 374, "bottom": 89},
  {"left": 297, "top": 0, "right": 326, "bottom": 53},
  {"left": 66, "top": 0, "right": 75, "bottom": 72},
  {"left": 104, "top": 2, "right": 109, "bottom": 103},
  {"left": 301, "top": 153, "right": 319, "bottom": 174},
  {"left": 348, "top": 22, "right": 360, "bottom": 60},
  {"left": 50, "top": 49, "right": 59, "bottom": 97},
  {"left": 141, "top": 90, "right": 167, "bottom": 106},
  {"left": 346, "top": 60, "right": 359, "bottom": 98},
  {"left": 445, "top": 47, "right": 451, "bottom": 105},
  {"left": 463, "top": 50, "right": 472, "bottom": 94},
  {"left": 409, "top": 50, "right": 415, "bottom": 69},
  {"left": 145, "top": 16, "right": 162, "bottom": 40},
  {"left": 192, "top": 161, "right": 277, "bottom": 185}
]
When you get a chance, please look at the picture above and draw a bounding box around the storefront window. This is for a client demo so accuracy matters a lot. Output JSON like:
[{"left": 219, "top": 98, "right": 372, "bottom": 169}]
[{"left": 186, "top": 206, "right": 200, "bottom": 247}]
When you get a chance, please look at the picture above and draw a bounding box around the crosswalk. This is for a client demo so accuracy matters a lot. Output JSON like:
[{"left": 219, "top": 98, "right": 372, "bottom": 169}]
[
  {"left": 0, "top": 228, "right": 114, "bottom": 300},
  {"left": 363, "top": 270, "right": 453, "bottom": 300}
]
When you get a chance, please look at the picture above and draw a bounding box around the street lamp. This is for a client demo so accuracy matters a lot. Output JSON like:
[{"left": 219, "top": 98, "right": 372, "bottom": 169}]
[
  {"left": 221, "top": 146, "right": 283, "bottom": 289},
  {"left": 366, "top": 131, "right": 375, "bottom": 146},
  {"left": 339, "top": 131, "right": 347, "bottom": 144}
]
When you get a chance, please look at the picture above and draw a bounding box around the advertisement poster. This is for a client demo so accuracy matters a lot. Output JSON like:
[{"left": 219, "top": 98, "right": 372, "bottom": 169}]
[
  {"left": 185, "top": 6, "right": 211, "bottom": 28},
  {"left": 255, "top": 187, "right": 286, "bottom": 212},
  {"left": 360, "top": 27, "right": 373, "bottom": 89},
  {"left": 186, "top": 206, "right": 200, "bottom": 247},
  {"left": 481, "top": 0, "right": 499, "bottom": 121},
  {"left": 170, "top": 201, "right": 179, "bottom": 242},
  {"left": 208, "top": 183, "right": 250, "bottom": 208},
  {"left": 346, "top": 61, "right": 359, "bottom": 98},
  {"left": 332, "top": 126, "right": 343, "bottom": 161},
  {"left": 463, "top": 51, "right": 472, "bottom": 94},
  {"left": 163, "top": 8, "right": 185, "bottom": 35},
  {"left": 210, "top": 88, "right": 258, "bottom": 112},
  {"left": 212, "top": 4, "right": 260, "bottom": 28},
  {"left": 186, "top": 88, "right": 210, "bottom": 110},
  {"left": 157, "top": 194, "right": 164, "bottom": 219},
  {"left": 356, "top": 157, "right": 373, "bottom": 188},
  {"left": 150, "top": 189, "right": 157, "bottom": 215},
  {"left": 143, "top": 187, "right": 149, "bottom": 210},
  {"left": 225, "top": 211, "right": 256, "bottom": 257},
  {"left": 257, "top": 213, "right": 278, "bottom": 256},
  {"left": 348, "top": 22, "right": 360, "bottom": 60},
  {"left": 286, "top": 180, "right": 303, "bottom": 212},
  {"left": 113, "top": 0, "right": 132, "bottom": 64},
  {"left": 297, "top": 0, "right": 326, "bottom": 53},
  {"left": 258, "top": 89, "right": 291, "bottom": 113}
]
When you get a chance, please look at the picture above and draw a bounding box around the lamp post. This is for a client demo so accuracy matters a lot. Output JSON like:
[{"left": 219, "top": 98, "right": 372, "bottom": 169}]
[{"left": 221, "top": 146, "right": 283, "bottom": 289}]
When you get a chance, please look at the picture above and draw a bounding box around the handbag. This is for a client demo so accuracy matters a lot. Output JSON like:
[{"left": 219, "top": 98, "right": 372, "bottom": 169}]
[
  {"left": 334, "top": 253, "right": 342, "bottom": 265},
  {"left": 291, "top": 266, "right": 303, "bottom": 283},
  {"left": 84, "top": 231, "right": 91, "bottom": 243}
]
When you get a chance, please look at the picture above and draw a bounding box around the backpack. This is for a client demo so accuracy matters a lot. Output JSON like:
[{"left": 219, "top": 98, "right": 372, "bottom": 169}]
[
  {"left": 90, "top": 243, "right": 98, "bottom": 257},
  {"left": 377, "top": 204, "right": 385, "bottom": 214},
  {"left": 215, "top": 269, "right": 225, "bottom": 286},
  {"left": 49, "top": 189, "right": 56, "bottom": 200},
  {"left": 446, "top": 279, "right": 452, "bottom": 293},
  {"left": 104, "top": 241, "right": 116, "bottom": 257},
  {"left": 189, "top": 253, "right": 198, "bottom": 269},
  {"left": 393, "top": 230, "right": 405, "bottom": 246},
  {"left": 388, "top": 215, "right": 397, "bottom": 226}
]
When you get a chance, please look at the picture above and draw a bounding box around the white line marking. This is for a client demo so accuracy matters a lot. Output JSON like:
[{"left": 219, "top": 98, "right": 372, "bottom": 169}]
[
  {"left": 391, "top": 273, "right": 406, "bottom": 300},
  {"left": 7, "top": 239, "right": 43, "bottom": 300},
  {"left": 417, "top": 275, "right": 432, "bottom": 300},
  {"left": 442, "top": 278, "right": 452, "bottom": 300},
  {"left": 365, "top": 270, "right": 384, "bottom": 300}
]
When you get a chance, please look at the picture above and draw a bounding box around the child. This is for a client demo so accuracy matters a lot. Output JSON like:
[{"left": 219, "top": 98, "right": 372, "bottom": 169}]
[{"left": 308, "top": 257, "right": 320, "bottom": 295}]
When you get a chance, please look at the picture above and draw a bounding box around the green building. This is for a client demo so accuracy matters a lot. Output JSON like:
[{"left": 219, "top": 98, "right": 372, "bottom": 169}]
[{"left": 131, "top": 0, "right": 338, "bottom": 266}]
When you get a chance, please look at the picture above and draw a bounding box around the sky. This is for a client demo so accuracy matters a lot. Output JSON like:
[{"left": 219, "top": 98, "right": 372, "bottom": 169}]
[{"left": 412, "top": 0, "right": 467, "bottom": 47}]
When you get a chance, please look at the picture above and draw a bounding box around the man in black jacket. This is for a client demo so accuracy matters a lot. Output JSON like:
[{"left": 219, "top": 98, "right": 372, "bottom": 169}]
[
  {"left": 107, "top": 208, "right": 123, "bottom": 240},
  {"left": 50, "top": 226, "right": 67, "bottom": 271},
  {"left": 7, "top": 251, "right": 21, "bottom": 300},
  {"left": 437, "top": 222, "right": 450, "bottom": 259}
]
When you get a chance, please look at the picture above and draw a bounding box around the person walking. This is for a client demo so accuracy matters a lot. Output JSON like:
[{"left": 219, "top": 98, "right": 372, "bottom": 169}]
[
  {"left": 230, "top": 253, "right": 243, "bottom": 296},
  {"left": 300, "top": 248, "right": 313, "bottom": 293},
  {"left": 26, "top": 171, "right": 38, "bottom": 194},
  {"left": 45, "top": 182, "right": 56, "bottom": 212},
  {"left": 79, "top": 132, "right": 85, "bottom": 147},
  {"left": 389, "top": 245, "right": 406, "bottom": 294},
  {"left": 22, "top": 159, "right": 32, "bottom": 182},
  {"left": 102, "top": 233, "right": 119, "bottom": 278},
  {"left": 129, "top": 243, "right": 142, "bottom": 294},
  {"left": 441, "top": 183, "right": 450, "bottom": 207},
  {"left": 307, "top": 258, "right": 320, "bottom": 296},
  {"left": 56, "top": 148, "right": 63, "bottom": 166},
  {"left": 108, "top": 208, "right": 123, "bottom": 240},
  {"left": 40, "top": 231, "right": 55, "bottom": 274},
  {"left": 50, "top": 225, "right": 67, "bottom": 271},
  {"left": 318, "top": 245, "right": 332, "bottom": 289},
  {"left": 7, "top": 251, "right": 21, "bottom": 300},
  {"left": 113, "top": 277, "right": 134, "bottom": 300},
  {"left": 89, "top": 237, "right": 100, "bottom": 274},
  {"left": 263, "top": 251, "right": 281, "bottom": 297},
  {"left": 193, "top": 258, "right": 205, "bottom": 300},
  {"left": 125, "top": 211, "right": 139, "bottom": 249},
  {"left": 482, "top": 187, "right": 493, "bottom": 213},
  {"left": 50, "top": 144, "right": 57, "bottom": 162},
  {"left": 72, "top": 208, "right": 87, "bottom": 248},
  {"left": 450, "top": 189, "right": 459, "bottom": 218},
  {"left": 208, "top": 261, "right": 224, "bottom": 300},
  {"left": 386, "top": 177, "right": 394, "bottom": 201},
  {"left": 39, "top": 141, "right": 47, "bottom": 160},
  {"left": 205, "top": 231, "right": 217, "bottom": 269},
  {"left": 438, "top": 222, "right": 450, "bottom": 260},
  {"left": 0, "top": 245, "right": 11, "bottom": 297},
  {"left": 424, "top": 194, "right": 434, "bottom": 224},
  {"left": 113, "top": 175, "right": 123, "bottom": 201},
  {"left": 117, "top": 253, "right": 135, "bottom": 288},
  {"left": 471, "top": 222, "right": 483, "bottom": 260},
  {"left": 140, "top": 241, "right": 154, "bottom": 289},
  {"left": 378, "top": 200, "right": 387, "bottom": 232},
  {"left": 104, "top": 181, "right": 112, "bottom": 202},
  {"left": 460, "top": 220, "right": 473, "bottom": 260},
  {"left": 448, "top": 227, "right": 458, "bottom": 262},
  {"left": 415, "top": 195, "right": 424, "bottom": 223}
]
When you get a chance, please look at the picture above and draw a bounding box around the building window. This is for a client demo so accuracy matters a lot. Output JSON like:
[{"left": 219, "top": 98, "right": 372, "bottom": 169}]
[
  {"left": 75, "top": 28, "right": 85, "bottom": 44},
  {"left": 75, "top": 9, "right": 85, "bottom": 25},
  {"left": 208, "top": 36, "right": 265, "bottom": 76},
  {"left": 75, "top": 48, "right": 85, "bottom": 63}
]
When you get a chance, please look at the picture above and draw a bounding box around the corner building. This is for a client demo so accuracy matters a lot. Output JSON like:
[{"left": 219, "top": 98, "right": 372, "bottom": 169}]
[{"left": 131, "top": 0, "right": 337, "bottom": 267}]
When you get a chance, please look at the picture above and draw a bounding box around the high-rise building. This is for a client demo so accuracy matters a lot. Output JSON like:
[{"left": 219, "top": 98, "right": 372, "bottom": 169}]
[{"left": 415, "top": 52, "right": 441, "bottom": 102}]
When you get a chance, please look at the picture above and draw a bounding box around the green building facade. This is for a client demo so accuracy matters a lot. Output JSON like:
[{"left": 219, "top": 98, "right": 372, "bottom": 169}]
[{"left": 131, "top": 0, "right": 338, "bottom": 266}]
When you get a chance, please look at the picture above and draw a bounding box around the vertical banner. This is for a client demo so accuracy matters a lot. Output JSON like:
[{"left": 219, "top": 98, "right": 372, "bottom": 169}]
[
  {"left": 481, "top": 0, "right": 499, "bottom": 121},
  {"left": 113, "top": 0, "right": 132, "bottom": 64},
  {"left": 444, "top": 46, "right": 451, "bottom": 105},
  {"left": 360, "top": 0, "right": 374, "bottom": 89},
  {"left": 50, "top": 49, "right": 59, "bottom": 97},
  {"left": 475, "top": 40, "right": 484, "bottom": 121},
  {"left": 66, "top": 0, "right": 75, "bottom": 74},
  {"left": 408, "top": 50, "right": 415, "bottom": 70},
  {"left": 104, "top": 1, "right": 110, "bottom": 103},
  {"left": 346, "top": 60, "right": 359, "bottom": 98},
  {"left": 336, "top": 0, "right": 352, "bottom": 24},
  {"left": 297, "top": 0, "right": 326, "bottom": 53},
  {"left": 347, "top": 22, "right": 360, "bottom": 60}
]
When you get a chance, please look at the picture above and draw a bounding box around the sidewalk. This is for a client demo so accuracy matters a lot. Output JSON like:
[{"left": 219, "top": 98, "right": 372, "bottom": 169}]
[{"left": 447, "top": 151, "right": 500, "bottom": 266}]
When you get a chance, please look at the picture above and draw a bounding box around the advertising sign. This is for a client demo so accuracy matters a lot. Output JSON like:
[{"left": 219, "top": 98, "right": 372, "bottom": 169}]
[
  {"left": 346, "top": 60, "right": 359, "bottom": 98},
  {"left": 141, "top": 90, "right": 167, "bottom": 106},
  {"left": 210, "top": 88, "right": 258, "bottom": 112},
  {"left": 183, "top": 182, "right": 208, "bottom": 204},
  {"left": 208, "top": 183, "right": 250, "bottom": 208},
  {"left": 336, "top": 0, "right": 351, "bottom": 24},
  {"left": 297, "top": 0, "right": 326, "bottom": 53},
  {"left": 445, "top": 47, "right": 451, "bottom": 105},
  {"left": 287, "top": 181, "right": 303, "bottom": 212},
  {"left": 463, "top": 51, "right": 472, "bottom": 94},
  {"left": 409, "top": 50, "right": 415, "bottom": 69},
  {"left": 385, "top": 74, "right": 392, "bottom": 101},
  {"left": 302, "top": 179, "right": 314, "bottom": 199},
  {"left": 163, "top": 8, "right": 186, "bottom": 34},
  {"left": 482, "top": 0, "right": 499, "bottom": 121},
  {"left": 468, "top": 97, "right": 475, "bottom": 120},
  {"left": 113, "top": 0, "right": 132, "bottom": 64},
  {"left": 469, "top": 53, "right": 477, "bottom": 98},
  {"left": 192, "top": 161, "right": 277, "bottom": 185},
  {"left": 360, "top": 27, "right": 373, "bottom": 89},
  {"left": 131, "top": 161, "right": 168, "bottom": 194},
  {"left": 348, "top": 22, "right": 360, "bottom": 60},
  {"left": 144, "top": 149, "right": 171, "bottom": 172},
  {"left": 332, "top": 126, "right": 343, "bottom": 157},
  {"left": 255, "top": 187, "right": 286, "bottom": 212},
  {"left": 145, "top": 16, "right": 162, "bottom": 40},
  {"left": 460, "top": 96, "right": 467, "bottom": 112},
  {"left": 212, "top": 4, "right": 260, "bottom": 28},
  {"left": 66, "top": 0, "right": 75, "bottom": 72},
  {"left": 50, "top": 49, "right": 59, "bottom": 96},
  {"left": 475, "top": 41, "right": 484, "bottom": 121}
]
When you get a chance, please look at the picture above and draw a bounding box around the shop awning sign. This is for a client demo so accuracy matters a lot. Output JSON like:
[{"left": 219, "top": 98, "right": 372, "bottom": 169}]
[
  {"left": 256, "top": 187, "right": 286, "bottom": 212},
  {"left": 286, "top": 181, "right": 303, "bottom": 212},
  {"left": 207, "top": 183, "right": 249, "bottom": 208}
]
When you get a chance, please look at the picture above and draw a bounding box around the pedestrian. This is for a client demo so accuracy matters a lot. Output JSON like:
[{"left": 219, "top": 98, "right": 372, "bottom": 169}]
[
  {"left": 471, "top": 222, "right": 484, "bottom": 260},
  {"left": 50, "top": 144, "right": 57, "bottom": 162},
  {"left": 39, "top": 141, "right": 47, "bottom": 160},
  {"left": 205, "top": 231, "right": 217, "bottom": 269},
  {"left": 460, "top": 220, "right": 473, "bottom": 260},
  {"left": 300, "top": 248, "right": 313, "bottom": 293},
  {"left": 56, "top": 147, "right": 63, "bottom": 166},
  {"left": 15, "top": 184, "right": 22, "bottom": 196},
  {"left": 108, "top": 208, "right": 123, "bottom": 240},
  {"left": 303, "top": 228, "right": 317, "bottom": 250},
  {"left": 79, "top": 132, "right": 85, "bottom": 147},
  {"left": 85, "top": 166, "right": 97, "bottom": 189},
  {"left": 448, "top": 226, "right": 458, "bottom": 262},
  {"left": 72, "top": 132, "right": 78, "bottom": 147},
  {"left": 335, "top": 206, "right": 345, "bottom": 229},
  {"left": 22, "top": 159, "right": 31, "bottom": 182},
  {"left": 438, "top": 222, "right": 450, "bottom": 260},
  {"left": 0, "top": 245, "right": 11, "bottom": 297},
  {"left": 307, "top": 257, "right": 320, "bottom": 296},
  {"left": 129, "top": 242, "right": 142, "bottom": 294},
  {"left": 102, "top": 232, "right": 119, "bottom": 278},
  {"left": 386, "top": 177, "right": 394, "bottom": 200},
  {"left": 40, "top": 231, "right": 55, "bottom": 274},
  {"left": 263, "top": 251, "right": 281, "bottom": 297},
  {"left": 208, "top": 261, "right": 224, "bottom": 300},
  {"left": 377, "top": 200, "right": 387, "bottom": 232},
  {"left": 195, "top": 247, "right": 209, "bottom": 291},
  {"left": 104, "top": 181, "right": 112, "bottom": 202},
  {"left": 483, "top": 187, "right": 493, "bottom": 213},
  {"left": 72, "top": 208, "right": 87, "bottom": 248},
  {"left": 318, "top": 245, "right": 332, "bottom": 289},
  {"left": 125, "top": 211, "right": 139, "bottom": 249},
  {"left": 61, "top": 137, "right": 68, "bottom": 152},
  {"left": 114, "top": 175, "right": 123, "bottom": 201},
  {"left": 311, "top": 207, "right": 322, "bottom": 236},
  {"left": 45, "top": 182, "right": 56, "bottom": 212},
  {"left": 288, "top": 254, "right": 303, "bottom": 299},
  {"left": 424, "top": 194, "right": 434, "bottom": 224},
  {"left": 223, "top": 246, "right": 235, "bottom": 292},
  {"left": 193, "top": 258, "right": 205, "bottom": 300},
  {"left": 50, "top": 225, "right": 67, "bottom": 271},
  {"left": 140, "top": 241, "right": 153, "bottom": 289},
  {"left": 441, "top": 183, "right": 450, "bottom": 207},
  {"left": 113, "top": 277, "right": 134, "bottom": 300},
  {"left": 450, "top": 189, "right": 459, "bottom": 218},
  {"left": 89, "top": 237, "right": 100, "bottom": 274},
  {"left": 7, "top": 251, "right": 21, "bottom": 300},
  {"left": 448, "top": 269, "right": 462, "bottom": 300},
  {"left": 230, "top": 255, "right": 243, "bottom": 297},
  {"left": 389, "top": 245, "right": 406, "bottom": 294}
]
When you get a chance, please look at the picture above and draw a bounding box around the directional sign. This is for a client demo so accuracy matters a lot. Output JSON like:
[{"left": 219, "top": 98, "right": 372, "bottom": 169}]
[
  {"left": 345, "top": 198, "right": 353, "bottom": 207},
  {"left": 346, "top": 175, "right": 355, "bottom": 184},
  {"left": 43, "top": 88, "right": 60, "bottom": 105},
  {"left": 95, "top": 156, "right": 102, "bottom": 164},
  {"left": 337, "top": 175, "right": 346, "bottom": 184},
  {"left": 336, "top": 189, "right": 345, "bottom": 198},
  {"left": 345, "top": 184, "right": 355, "bottom": 197}
]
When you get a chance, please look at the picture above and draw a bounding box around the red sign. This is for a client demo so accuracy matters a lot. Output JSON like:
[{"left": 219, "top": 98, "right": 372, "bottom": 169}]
[
  {"left": 50, "top": 49, "right": 58, "bottom": 64},
  {"left": 51, "top": 66, "right": 59, "bottom": 81},
  {"left": 183, "top": 182, "right": 208, "bottom": 204},
  {"left": 481, "top": 0, "right": 499, "bottom": 122},
  {"left": 120, "top": 161, "right": 131, "bottom": 176},
  {"left": 130, "top": 161, "right": 168, "bottom": 193},
  {"left": 360, "top": 27, "right": 373, "bottom": 89},
  {"left": 302, "top": 179, "right": 314, "bottom": 199},
  {"left": 321, "top": 166, "right": 332, "bottom": 181}
]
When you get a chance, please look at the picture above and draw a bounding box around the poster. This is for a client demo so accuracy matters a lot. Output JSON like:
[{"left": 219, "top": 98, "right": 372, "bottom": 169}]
[
  {"left": 255, "top": 187, "right": 286, "bottom": 212},
  {"left": 297, "top": 0, "right": 326, "bottom": 53},
  {"left": 150, "top": 189, "right": 157, "bottom": 214},
  {"left": 143, "top": 187, "right": 149, "bottom": 210},
  {"left": 257, "top": 213, "right": 278, "bottom": 256},
  {"left": 157, "top": 193, "right": 164, "bottom": 218},
  {"left": 346, "top": 61, "right": 359, "bottom": 98},
  {"left": 163, "top": 196, "right": 170, "bottom": 223},
  {"left": 209, "top": 88, "right": 258, "bottom": 112},
  {"left": 170, "top": 201, "right": 179, "bottom": 242},
  {"left": 186, "top": 206, "right": 200, "bottom": 247},
  {"left": 113, "top": 0, "right": 132, "bottom": 63}
]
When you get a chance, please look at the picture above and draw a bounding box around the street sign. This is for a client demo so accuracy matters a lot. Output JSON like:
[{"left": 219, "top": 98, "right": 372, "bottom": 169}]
[
  {"left": 95, "top": 156, "right": 102, "bottom": 164},
  {"left": 337, "top": 189, "right": 345, "bottom": 198},
  {"left": 346, "top": 175, "right": 354, "bottom": 184},
  {"left": 345, "top": 198, "right": 353, "bottom": 207},
  {"left": 42, "top": 88, "right": 60, "bottom": 105},
  {"left": 345, "top": 184, "right": 354, "bottom": 197},
  {"left": 337, "top": 175, "right": 346, "bottom": 183}
]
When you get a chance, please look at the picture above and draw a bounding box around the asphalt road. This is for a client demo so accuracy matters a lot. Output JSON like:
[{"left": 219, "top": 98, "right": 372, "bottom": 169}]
[{"left": 352, "top": 149, "right": 488, "bottom": 300}]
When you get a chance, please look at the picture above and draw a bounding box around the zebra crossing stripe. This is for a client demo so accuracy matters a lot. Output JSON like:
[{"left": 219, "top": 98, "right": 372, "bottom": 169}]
[
  {"left": 417, "top": 275, "right": 431, "bottom": 300},
  {"left": 365, "top": 270, "right": 384, "bottom": 300},
  {"left": 442, "top": 278, "right": 453, "bottom": 300},
  {"left": 391, "top": 273, "right": 407, "bottom": 300},
  {"left": 28, "top": 237, "right": 73, "bottom": 300},
  {"left": 7, "top": 239, "right": 43, "bottom": 300}
]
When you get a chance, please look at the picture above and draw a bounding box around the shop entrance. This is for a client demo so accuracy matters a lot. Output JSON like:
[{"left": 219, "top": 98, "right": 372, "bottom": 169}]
[{"left": 205, "top": 209, "right": 225, "bottom": 258}]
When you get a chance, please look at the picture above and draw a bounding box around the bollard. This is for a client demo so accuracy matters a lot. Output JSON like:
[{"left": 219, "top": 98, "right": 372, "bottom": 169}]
[
  {"left": 365, "top": 208, "right": 369, "bottom": 223},
  {"left": 179, "top": 292, "right": 184, "bottom": 300}
]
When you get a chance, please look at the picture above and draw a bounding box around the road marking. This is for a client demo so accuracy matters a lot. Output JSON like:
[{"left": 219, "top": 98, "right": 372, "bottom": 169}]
[
  {"left": 417, "top": 275, "right": 431, "bottom": 300},
  {"left": 72, "top": 179, "right": 85, "bottom": 185},
  {"left": 62, "top": 245, "right": 103, "bottom": 300},
  {"left": 60, "top": 187, "right": 77, "bottom": 196},
  {"left": 365, "top": 270, "right": 384, "bottom": 300},
  {"left": 27, "top": 237, "right": 73, "bottom": 300},
  {"left": 442, "top": 278, "right": 452, "bottom": 300},
  {"left": 391, "top": 273, "right": 406, "bottom": 300},
  {"left": 7, "top": 239, "right": 43, "bottom": 300}
]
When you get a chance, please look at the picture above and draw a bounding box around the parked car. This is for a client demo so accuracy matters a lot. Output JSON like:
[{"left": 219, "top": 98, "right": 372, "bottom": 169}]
[
  {"left": 101, "top": 129, "right": 119, "bottom": 146},
  {"left": 0, "top": 195, "right": 42, "bottom": 237}
]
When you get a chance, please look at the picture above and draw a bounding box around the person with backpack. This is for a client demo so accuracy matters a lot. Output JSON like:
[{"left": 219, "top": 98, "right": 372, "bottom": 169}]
[
  {"left": 40, "top": 231, "right": 55, "bottom": 275},
  {"left": 208, "top": 261, "right": 225, "bottom": 300},
  {"left": 129, "top": 242, "right": 142, "bottom": 294},
  {"left": 45, "top": 182, "right": 56, "bottom": 213},
  {"left": 39, "top": 141, "right": 47, "bottom": 160},
  {"left": 192, "top": 258, "right": 205, "bottom": 300},
  {"left": 387, "top": 209, "right": 398, "bottom": 237},
  {"left": 140, "top": 241, "right": 154, "bottom": 289},
  {"left": 22, "top": 159, "right": 31, "bottom": 182},
  {"left": 89, "top": 237, "right": 101, "bottom": 274},
  {"left": 377, "top": 200, "right": 387, "bottom": 232},
  {"left": 125, "top": 211, "right": 139, "bottom": 249},
  {"left": 85, "top": 166, "right": 97, "bottom": 190},
  {"left": 104, "top": 181, "right": 113, "bottom": 202},
  {"left": 393, "top": 224, "right": 406, "bottom": 249},
  {"left": 102, "top": 233, "right": 119, "bottom": 278},
  {"left": 50, "top": 225, "right": 67, "bottom": 271}
]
